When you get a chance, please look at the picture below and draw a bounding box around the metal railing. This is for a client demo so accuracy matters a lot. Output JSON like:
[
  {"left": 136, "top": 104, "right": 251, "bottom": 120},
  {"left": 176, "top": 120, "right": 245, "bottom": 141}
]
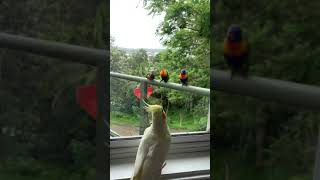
[
  {"left": 0, "top": 33, "right": 108, "bottom": 180},
  {"left": 111, "top": 72, "right": 210, "bottom": 134},
  {"left": 212, "top": 69, "right": 320, "bottom": 180},
  {"left": 212, "top": 69, "right": 320, "bottom": 110}
]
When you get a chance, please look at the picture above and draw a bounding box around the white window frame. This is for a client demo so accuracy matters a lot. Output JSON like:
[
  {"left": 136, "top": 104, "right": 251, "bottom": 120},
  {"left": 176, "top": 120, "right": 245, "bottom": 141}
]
[{"left": 111, "top": 132, "right": 210, "bottom": 159}]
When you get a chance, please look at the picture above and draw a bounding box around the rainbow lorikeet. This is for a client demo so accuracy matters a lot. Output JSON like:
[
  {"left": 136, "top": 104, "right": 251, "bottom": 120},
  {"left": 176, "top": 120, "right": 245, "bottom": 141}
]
[
  {"left": 223, "top": 24, "right": 249, "bottom": 79},
  {"left": 146, "top": 71, "right": 155, "bottom": 81},
  {"left": 179, "top": 69, "right": 188, "bottom": 86},
  {"left": 160, "top": 69, "right": 169, "bottom": 83}
]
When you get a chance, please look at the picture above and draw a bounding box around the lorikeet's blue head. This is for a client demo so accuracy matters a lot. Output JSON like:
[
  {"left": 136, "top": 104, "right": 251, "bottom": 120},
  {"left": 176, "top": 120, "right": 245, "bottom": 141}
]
[
  {"left": 181, "top": 69, "right": 187, "bottom": 75},
  {"left": 227, "top": 24, "right": 242, "bottom": 42}
]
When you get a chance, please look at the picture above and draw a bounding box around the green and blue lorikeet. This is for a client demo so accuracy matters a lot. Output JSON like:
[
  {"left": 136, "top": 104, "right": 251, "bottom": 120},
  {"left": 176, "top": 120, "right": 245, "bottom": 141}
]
[
  {"left": 179, "top": 69, "right": 188, "bottom": 86},
  {"left": 223, "top": 24, "right": 249, "bottom": 79},
  {"left": 160, "top": 69, "right": 169, "bottom": 83}
]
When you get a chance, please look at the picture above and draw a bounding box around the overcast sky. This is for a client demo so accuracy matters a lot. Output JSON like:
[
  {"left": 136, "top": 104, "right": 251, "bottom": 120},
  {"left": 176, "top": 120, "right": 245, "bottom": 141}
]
[{"left": 110, "top": 0, "right": 164, "bottom": 49}]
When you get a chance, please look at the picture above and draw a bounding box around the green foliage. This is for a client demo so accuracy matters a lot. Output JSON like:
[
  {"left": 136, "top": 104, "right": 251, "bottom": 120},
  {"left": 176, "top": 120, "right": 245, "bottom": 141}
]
[
  {"left": 212, "top": 0, "right": 320, "bottom": 178},
  {"left": 94, "top": 1, "right": 108, "bottom": 48},
  {"left": 111, "top": 112, "right": 140, "bottom": 126},
  {"left": 0, "top": 0, "right": 100, "bottom": 178},
  {"left": 0, "top": 157, "right": 95, "bottom": 180},
  {"left": 110, "top": 0, "right": 210, "bottom": 136}
]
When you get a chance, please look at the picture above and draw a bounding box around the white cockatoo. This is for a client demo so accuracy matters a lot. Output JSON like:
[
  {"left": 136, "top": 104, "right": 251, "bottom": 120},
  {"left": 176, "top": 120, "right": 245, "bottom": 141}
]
[{"left": 131, "top": 101, "right": 171, "bottom": 180}]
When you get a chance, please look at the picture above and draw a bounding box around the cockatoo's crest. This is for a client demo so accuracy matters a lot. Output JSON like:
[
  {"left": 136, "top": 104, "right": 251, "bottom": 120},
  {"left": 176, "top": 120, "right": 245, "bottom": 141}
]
[
  {"left": 142, "top": 100, "right": 167, "bottom": 127},
  {"left": 142, "top": 100, "right": 163, "bottom": 113},
  {"left": 145, "top": 105, "right": 163, "bottom": 113}
]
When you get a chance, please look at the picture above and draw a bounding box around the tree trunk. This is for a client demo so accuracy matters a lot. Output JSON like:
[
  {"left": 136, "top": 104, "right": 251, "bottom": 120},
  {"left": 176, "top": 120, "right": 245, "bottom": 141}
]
[{"left": 179, "top": 111, "right": 183, "bottom": 127}]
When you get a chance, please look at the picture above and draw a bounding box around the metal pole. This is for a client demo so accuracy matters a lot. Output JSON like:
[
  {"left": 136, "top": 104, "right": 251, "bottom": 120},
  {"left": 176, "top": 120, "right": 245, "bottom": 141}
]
[
  {"left": 0, "top": 33, "right": 107, "bottom": 65},
  {"left": 139, "top": 82, "right": 148, "bottom": 135},
  {"left": 96, "top": 63, "right": 108, "bottom": 180},
  {"left": 313, "top": 123, "right": 320, "bottom": 180},
  {"left": 111, "top": 72, "right": 210, "bottom": 97},
  {"left": 212, "top": 69, "right": 320, "bottom": 110}
]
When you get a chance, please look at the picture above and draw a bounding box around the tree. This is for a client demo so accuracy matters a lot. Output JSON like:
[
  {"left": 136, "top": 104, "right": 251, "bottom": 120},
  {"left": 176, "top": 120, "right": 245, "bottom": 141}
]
[
  {"left": 0, "top": 1, "right": 99, "bottom": 178},
  {"left": 211, "top": 0, "right": 320, "bottom": 178}
]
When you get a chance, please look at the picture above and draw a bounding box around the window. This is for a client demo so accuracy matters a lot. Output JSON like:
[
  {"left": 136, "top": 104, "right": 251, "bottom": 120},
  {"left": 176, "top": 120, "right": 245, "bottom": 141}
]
[
  {"left": 110, "top": 74, "right": 210, "bottom": 137},
  {"left": 109, "top": 73, "right": 210, "bottom": 179},
  {"left": 110, "top": 0, "right": 210, "bottom": 178}
]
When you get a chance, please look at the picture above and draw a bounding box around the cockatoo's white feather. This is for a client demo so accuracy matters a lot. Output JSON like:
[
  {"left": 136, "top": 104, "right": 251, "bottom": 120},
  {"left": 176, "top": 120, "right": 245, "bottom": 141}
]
[{"left": 131, "top": 103, "right": 171, "bottom": 180}]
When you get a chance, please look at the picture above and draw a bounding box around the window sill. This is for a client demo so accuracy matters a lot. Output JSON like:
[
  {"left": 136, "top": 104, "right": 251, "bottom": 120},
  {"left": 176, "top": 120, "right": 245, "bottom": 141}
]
[{"left": 110, "top": 151, "right": 210, "bottom": 180}]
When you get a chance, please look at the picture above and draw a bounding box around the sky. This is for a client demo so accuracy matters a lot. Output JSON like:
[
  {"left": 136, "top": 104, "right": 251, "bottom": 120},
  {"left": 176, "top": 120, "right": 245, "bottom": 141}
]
[{"left": 110, "top": 0, "right": 164, "bottom": 49}]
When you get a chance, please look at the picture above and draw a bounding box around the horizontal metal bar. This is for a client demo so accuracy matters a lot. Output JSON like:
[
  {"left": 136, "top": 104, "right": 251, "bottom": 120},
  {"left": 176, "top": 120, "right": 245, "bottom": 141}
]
[
  {"left": 111, "top": 146, "right": 209, "bottom": 160},
  {"left": 169, "top": 174, "right": 210, "bottom": 180},
  {"left": 111, "top": 141, "right": 209, "bottom": 155},
  {"left": 111, "top": 131, "right": 210, "bottom": 141},
  {"left": 212, "top": 69, "right": 320, "bottom": 110},
  {"left": 111, "top": 133, "right": 210, "bottom": 148},
  {"left": 162, "top": 170, "right": 210, "bottom": 180},
  {"left": 111, "top": 72, "right": 210, "bottom": 96},
  {"left": 0, "top": 33, "right": 107, "bottom": 65}
]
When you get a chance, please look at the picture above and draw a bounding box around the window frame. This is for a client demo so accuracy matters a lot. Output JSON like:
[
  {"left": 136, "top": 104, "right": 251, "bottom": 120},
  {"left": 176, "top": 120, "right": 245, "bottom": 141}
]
[
  {"left": 111, "top": 131, "right": 210, "bottom": 159},
  {"left": 110, "top": 132, "right": 210, "bottom": 179}
]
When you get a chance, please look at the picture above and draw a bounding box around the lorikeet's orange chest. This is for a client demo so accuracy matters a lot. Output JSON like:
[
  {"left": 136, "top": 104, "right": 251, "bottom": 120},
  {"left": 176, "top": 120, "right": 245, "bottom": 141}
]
[
  {"left": 229, "top": 42, "right": 241, "bottom": 50},
  {"left": 160, "top": 70, "right": 168, "bottom": 77},
  {"left": 224, "top": 39, "right": 248, "bottom": 57},
  {"left": 179, "top": 74, "right": 187, "bottom": 80}
]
